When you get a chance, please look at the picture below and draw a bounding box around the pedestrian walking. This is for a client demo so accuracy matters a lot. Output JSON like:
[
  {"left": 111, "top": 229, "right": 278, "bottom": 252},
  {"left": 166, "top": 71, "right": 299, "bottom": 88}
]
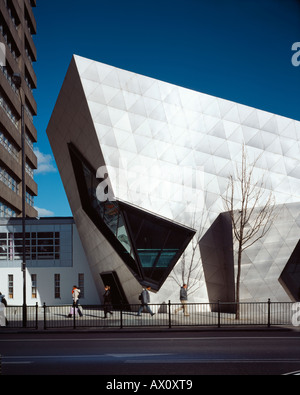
[
  {"left": 137, "top": 286, "right": 155, "bottom": 316},
  {"left": 103, "top": 285, "right": 113, "bottom": 318},
  {"left": 174, "top": 284, "right": 190, "bottom": 316},
  {"left": 67, "top": 285, "right": 83, "bottom": 317}
]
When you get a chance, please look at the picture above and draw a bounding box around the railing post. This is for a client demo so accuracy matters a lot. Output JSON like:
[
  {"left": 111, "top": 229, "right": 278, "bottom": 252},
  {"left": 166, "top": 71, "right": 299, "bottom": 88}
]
[
  {"left": 43, "top": 302, "right": 47, "bottom": 330},
  {"left": 73, "top": 303, "right": 76, "bottom": 329},
  {"left": 168, "top": 300, "right": 172, "bottom": 329},
  {"left": 218, "top": 300, "right": 221, "bottom": 328},
  {"left": 267, "top": 298, "right": 271, "bottom": 328},
  {"left": 120, "top": 304, "right": 123, "bottom": 329},
  {"left": 35, "top": 302, "right": 38, "bottom": 330}
]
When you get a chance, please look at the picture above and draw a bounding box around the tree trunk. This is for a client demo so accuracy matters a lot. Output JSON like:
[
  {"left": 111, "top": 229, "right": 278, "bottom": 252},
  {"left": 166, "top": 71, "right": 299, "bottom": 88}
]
[{"left": 235, "top": 245, "right": 242, "bottom": 320}]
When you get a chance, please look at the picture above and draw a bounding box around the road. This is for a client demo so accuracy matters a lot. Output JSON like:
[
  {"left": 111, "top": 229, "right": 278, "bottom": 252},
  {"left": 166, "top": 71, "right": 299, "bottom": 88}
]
[{"left": 1, "top": 330, "right": 300, "bottom": 377}]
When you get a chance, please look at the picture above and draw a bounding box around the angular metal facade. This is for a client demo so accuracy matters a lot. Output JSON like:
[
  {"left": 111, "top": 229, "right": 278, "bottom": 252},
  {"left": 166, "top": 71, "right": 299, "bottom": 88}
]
[{"left": 47, "top": 55, "right": 300, "bottom": 304}]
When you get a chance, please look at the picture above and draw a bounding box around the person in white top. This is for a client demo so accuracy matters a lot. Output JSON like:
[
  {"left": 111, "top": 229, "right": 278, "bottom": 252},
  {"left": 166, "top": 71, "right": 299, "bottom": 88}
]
[{"left": 71, "top": 285, "right": 83, "bottom": 317}]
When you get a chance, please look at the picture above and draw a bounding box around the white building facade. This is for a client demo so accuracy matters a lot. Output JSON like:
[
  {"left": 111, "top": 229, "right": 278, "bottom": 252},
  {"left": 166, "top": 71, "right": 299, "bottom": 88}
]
[
  {"left": 45, "top": 55, "right": 300, "bottom": 306},
  {"left": 0, "top": 217, "right": 100, "bottom": 306}
]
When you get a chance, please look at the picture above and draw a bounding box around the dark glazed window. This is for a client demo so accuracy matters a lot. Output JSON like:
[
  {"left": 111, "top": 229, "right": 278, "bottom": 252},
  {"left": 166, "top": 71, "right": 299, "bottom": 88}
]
[
  {"left": 68, "top": 143, "right": 195, "bottom": 290},
  {"left": 121, "top": 202, "right": 193, "bottom": 284}
]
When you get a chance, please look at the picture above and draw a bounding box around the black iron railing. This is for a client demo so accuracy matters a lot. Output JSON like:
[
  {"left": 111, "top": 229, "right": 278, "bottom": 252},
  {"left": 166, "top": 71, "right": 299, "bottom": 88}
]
[
  {"left": 0, "top": 300, "right": 296, "bottom": 330},
  {"left": 4, "top": 303, "right": 38, "bottom": 329}
]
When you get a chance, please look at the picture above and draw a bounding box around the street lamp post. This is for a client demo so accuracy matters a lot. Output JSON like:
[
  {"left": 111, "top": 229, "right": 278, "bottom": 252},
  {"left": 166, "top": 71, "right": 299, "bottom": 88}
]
[{"left": 12, "top": 73, "right": 27, "bottom": 327}]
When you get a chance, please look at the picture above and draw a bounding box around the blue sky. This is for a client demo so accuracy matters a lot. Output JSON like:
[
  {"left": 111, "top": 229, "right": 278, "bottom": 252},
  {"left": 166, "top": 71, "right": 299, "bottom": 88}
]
[{"left": 32, "top": 0, "right": 300, "bottom": 217}]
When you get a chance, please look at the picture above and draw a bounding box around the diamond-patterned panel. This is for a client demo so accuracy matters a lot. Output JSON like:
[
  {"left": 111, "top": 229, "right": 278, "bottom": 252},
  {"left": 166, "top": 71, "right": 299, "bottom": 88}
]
[
  {"left": 75, "top": 55, "right": 300, "bottom": 237},
  {"left": 235, "top": 203, "right": 300, "bottom": 302}
]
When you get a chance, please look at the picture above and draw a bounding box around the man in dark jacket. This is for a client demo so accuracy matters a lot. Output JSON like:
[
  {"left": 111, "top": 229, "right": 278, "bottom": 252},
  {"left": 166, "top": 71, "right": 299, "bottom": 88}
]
[
  {"left": 174, "top": 284, "right": 190, "bottom": 316},
  {"left": 103, "top": 285, "right": 113, "bottom": 318},
  {"left": 137, "top": 286, "right": 155, "bottom": 316}
]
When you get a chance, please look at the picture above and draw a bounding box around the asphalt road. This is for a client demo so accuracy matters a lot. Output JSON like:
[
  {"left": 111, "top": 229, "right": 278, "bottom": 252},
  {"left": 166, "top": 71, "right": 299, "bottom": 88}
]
[{"left": 1, "top": 329, "right": 300, "bottom": 377}]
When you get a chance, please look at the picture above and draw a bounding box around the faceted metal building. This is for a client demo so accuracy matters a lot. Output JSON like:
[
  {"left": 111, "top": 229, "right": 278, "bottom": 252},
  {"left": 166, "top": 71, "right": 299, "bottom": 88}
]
[{"left": 47, "top": 55, "right": 300, "bottom": 305}]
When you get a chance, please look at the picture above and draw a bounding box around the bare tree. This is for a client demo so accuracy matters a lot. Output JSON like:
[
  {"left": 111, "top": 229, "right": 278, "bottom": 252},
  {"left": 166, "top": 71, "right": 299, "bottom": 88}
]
[
  {"left": 223, "top": 144, "right": 277, "bottom": 319},
  {"left": 171, "top": 232, "right": 203, "bottom": 297},
  {"left": 170, "top": 203, "right": 209, "bottom": 297}
]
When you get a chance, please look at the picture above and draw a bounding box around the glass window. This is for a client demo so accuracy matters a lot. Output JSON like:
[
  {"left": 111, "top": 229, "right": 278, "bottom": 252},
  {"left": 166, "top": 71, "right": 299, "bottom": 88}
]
[
  {"left": 31, "top": 232, "right": 60, "bottom": 261},
  {"left": 0, "top": 130, "right": 19, "bottom": 161},
  {"left": 116, "top": 214, "right": 132, "bottom": 255},
  {"left": 1, "top": 231, "right": 61, "bottom": 261},
  {"left": 54, "top": 274, "right": 60, "bottom": 299},
  {"left": 31, "top": 274, "right": 37, "bottom": 298},
  {"left": 0, "top": 232, "right": 7, "bottom": 260},
  {"left": 8, "top": 274, "right": 13, "bottom": 299},
  {"left": 37, "top": 232, "right": 54, "bottom": 239},
  {"left": 121, "top": 202, "right": 195, "bottom": 287},
  {"left": 103, "top": 202, "right": 119, "bottom": 236},
  {"left": 0, "top": 166, "right": 19, "bottom": 193}
]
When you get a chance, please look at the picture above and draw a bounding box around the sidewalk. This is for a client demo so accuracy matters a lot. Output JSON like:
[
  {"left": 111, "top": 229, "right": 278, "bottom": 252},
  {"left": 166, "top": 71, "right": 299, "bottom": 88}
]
[
  {"left": 1, "top": 303, "right": 296, "bottom": 333},
  {"left": 0, "top": 314, "right": 298, "bottom": 335}
]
